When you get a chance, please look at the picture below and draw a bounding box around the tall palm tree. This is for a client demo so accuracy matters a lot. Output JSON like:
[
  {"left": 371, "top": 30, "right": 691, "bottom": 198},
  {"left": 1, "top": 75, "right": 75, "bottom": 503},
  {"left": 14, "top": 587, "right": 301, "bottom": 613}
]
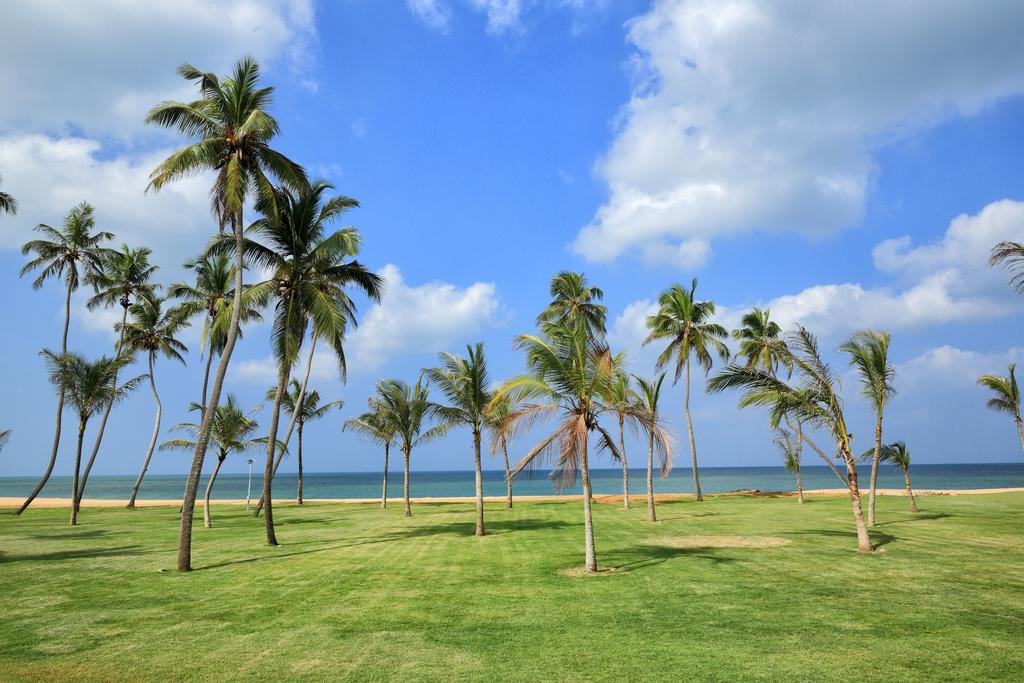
[
  {"left": 708, "top": 327, "right": 874, "bottom": 552},
  {"left": 269, "top": 380, "right": 342, "bottom": 504},
  {"left": 841, "top": 330, "right": 895, "bottom": 527},
  {"left": 644, "top": 279, "right": 729, "bottom": 502},
  {"left": 484, "top": 393, "right": 519, "bottom": 509},
  {"left": 0, "top": 173, "right": 16, "bottom": 215},
  {"left": 76, "top": 245, "right": 158, "bottom": 508},
  {"left": 121, "top": 297, "right": 190, "bottom": 507},
  {"left": 606, "top": 361, "right": 640, "bottom": 509},
  {"left": 16, "top": 203, "right": 113, "bottom": 514},
  {"left": 161, "top": 396, "right": 267, "bottom": 528},
  {"left": 989, "top": 241, "right": 1024, "bottom": 294},
  {"left": 773, "top": 428, "right": 804, "bottom": 504},
  {"left": 537, "top": 270, "right": 607, "bottom": 337},
  {"left": 146, "top": 57, "right": 307, "bottom": 572},
  {"left": 633, "top": 373, "right": 673, "bottom": 521},
  {"left": 425, "top": 343, "right": 493, "bottom": 536},
  {"left": 40, "top": 351, "right": 143, "bottom": 526},
  {"left": 978, "top": 364, "right": 1024, "bottom": 458},
  {"left": 343, "top": 403, "right": 396, "bottom": 509},
  {"left": 872, "top": 441, "right": 918, "bottom": 513},
  {"left": 374, "top": 379, "right": 450, "bottom": 517},
  {"left": 495, "top": 323, "right": 634, "bottom": 573},
  {"left": 228, "top": 180, "right": 381, "bottom": 544}
]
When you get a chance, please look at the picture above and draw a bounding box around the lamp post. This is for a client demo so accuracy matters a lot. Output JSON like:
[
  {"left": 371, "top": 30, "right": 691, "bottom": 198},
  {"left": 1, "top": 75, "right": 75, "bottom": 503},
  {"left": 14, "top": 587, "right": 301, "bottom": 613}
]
[{"left": 245, "top": 458, "right": 255, "bottom": 509}]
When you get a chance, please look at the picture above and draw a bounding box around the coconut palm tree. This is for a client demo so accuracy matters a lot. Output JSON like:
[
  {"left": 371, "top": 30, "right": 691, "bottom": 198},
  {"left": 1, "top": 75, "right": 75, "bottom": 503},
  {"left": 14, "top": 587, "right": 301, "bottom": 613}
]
[
  {"left": 75, "top": 245, "right": 158, "bottom": 508},
  {"left": 425, "top": 343, "right": 493, "bottom": 536},
  {"left": 343, "top": 404, "right": 396, "bottom": 509},
  {"left": 16, "top": 203, "right": 114, "bottom": 515},
  {"left": 708, "top": 327, "right": 874, "bottom": 552},
  {"left": 606, "top": 361, "right": 641, "bottom": 509},
  {"left": 226, "top": 180, "right": 381, "bottom": 543},
  {"left": 0, "top": 174, "right": 16, "bottom": 215},
  {"left": 841, "top": 330, "right": 895, "bottom": 527},
  {"left": 633, "top": 373, "right": 673, "bottom": 521},
  {"left": 537, "top": 270, "right": 607, "bottom": 337},
  {"left": 161, "top": 396, "right": 268, "bottom": 528},
  {"left": 374, "top": 379, "right": 450, "bottom": 517},
  {"left": 120, "top": 297, "right": 190, "bottom": 507},
  {"left": 978, "top": 363, "right": 1024, "bottom": 458},
  {"left": 644, "top": 279, "right": 729, "bottom": 502},
  {"left": 484, "top": 393, "right": 519, "bottom": 509},
  {"left": 773, "top": 428, "right": 804, "bottom": 504},
  {"left": 269, "top": 380, "right": 342, "bottom": 504},
  {"left": 40, "top": 351, "right": 143, "bottom": 525},
  {"left": 872, "top": 441, "right": 918, "bottom": 513},
  {"left": 989, "top": 241, "right": 1024, "bottom": 294},
  {"left": 146, "top": 56, "right": 307, "bottom": 572}
]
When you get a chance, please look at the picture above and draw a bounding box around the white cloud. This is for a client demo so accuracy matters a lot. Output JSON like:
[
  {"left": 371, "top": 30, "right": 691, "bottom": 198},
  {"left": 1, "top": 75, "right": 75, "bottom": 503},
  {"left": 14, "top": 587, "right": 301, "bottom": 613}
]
[
  {"left": 407, "top": 0, "right": 607, "bottom": 35},
  {"left": 640, "top": 238, "right": 711, "bottom": 269},
  {"left": 408, "top": 0, "right": 453, "bottom": 31},
  {"left": 899, "top": 346, "right": 1024, "bottom": 389},
  {"left": 574, "top": 0, "right": 1024, "bottom": 265}
]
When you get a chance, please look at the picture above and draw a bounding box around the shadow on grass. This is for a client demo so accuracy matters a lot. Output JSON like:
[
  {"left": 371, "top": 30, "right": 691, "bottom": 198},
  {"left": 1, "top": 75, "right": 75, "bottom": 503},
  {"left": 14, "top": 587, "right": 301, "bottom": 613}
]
[
  {"left": 784, "top": 528, "right": 896, "bottom": 548},
  {"left": 0, "top": 545, "right": 147, "bottom": 563},
  {"left": 27, "top": 529, "right": 119, "bottom": 540},
  {"left": 876, "top": 512, "right": 951, "bottom": 526},
  {"left": 602, "top": 545, "right": 739, "bottom": 573}
]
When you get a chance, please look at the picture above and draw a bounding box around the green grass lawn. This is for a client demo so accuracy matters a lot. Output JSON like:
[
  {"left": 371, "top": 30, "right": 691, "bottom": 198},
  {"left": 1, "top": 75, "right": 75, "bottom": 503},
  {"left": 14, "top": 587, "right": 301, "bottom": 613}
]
[{"left": 1, "top": 492, "right": 1022, "bottom": 681}]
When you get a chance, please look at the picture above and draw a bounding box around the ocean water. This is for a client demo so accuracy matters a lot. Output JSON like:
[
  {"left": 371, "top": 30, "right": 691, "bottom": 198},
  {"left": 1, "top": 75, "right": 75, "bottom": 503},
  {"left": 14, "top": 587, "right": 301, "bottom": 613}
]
[{"left": 1, "top": 463, "right": 1022, "bottom": 501}]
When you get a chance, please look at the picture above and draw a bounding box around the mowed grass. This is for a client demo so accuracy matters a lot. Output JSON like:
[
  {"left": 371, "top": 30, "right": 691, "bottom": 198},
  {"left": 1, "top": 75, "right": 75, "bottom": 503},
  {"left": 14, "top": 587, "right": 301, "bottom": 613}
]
[{"left": 1, "top": 493, "right": 1022, "bottom": 681}]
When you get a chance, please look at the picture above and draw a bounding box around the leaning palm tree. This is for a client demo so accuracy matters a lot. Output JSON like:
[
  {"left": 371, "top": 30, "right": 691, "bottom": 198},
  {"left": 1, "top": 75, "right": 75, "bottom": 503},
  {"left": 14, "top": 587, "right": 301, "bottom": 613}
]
[
  {"left": 161, "top": 397, "right": 267, "bottom": 528},
  {"left": 40, "top": 351, "right": 143, "bottom": 526},
  {"left": 75, "top": 245, "right": 158, "bottom": 509},
  {"left": 708, "top": 327, "right": 874, "bottom": 552},
  {"left": 606, "top": 360, "right": 640, "bottom": 509},
  {"left": 146, "top": 57, "right": 307, "bottom": 572},
  {"left": 484, "top": 393, "right": 519, "bottom": 509},
  {"left": 633, "top": 373, "right": 673, "bottom": 521},
  {"left": 872, "top": 441, "right": 918, "bottom": 513},
  {"left": 343, "top": 404, "right": 396, "bottom": 509},
  {"left": 773, "top": 428, "right": 804, "bottom": 504},
  {"left": 537, "top": 270, "right": 607, "bottom": 337},
  {"left": 989, "top": 241, "right": 1024, "bottom": 294},
  {"left": 269, "top": 380, "right": 343, "bottom": 504},
  {"left": 425, "top": 343, "right": 493, "bottom": 536},
  {"left": 495, "top": 323, "right": 635, "bottom": 573},
  {"left": 16, "top": 203, "right": 113, "bottom": 514},
  {"left": 0, "top": 174, "right": 17, "bottom": 215},
  {"left": 840, "top": 330, "right": 895, "bottom": 527},
  {"left": 978, "top": 364, "right": 1024, "bottom": 458},
  {"left": 120, "top": 297, "right": 190, "bottom": 507},
  {"left": 644, "top": 279, "right": 729, "bottom": 502}
]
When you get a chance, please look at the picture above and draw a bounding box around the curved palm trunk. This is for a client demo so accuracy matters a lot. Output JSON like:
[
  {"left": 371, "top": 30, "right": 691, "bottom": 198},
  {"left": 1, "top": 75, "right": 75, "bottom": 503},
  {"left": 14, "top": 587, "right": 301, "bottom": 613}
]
[
  {"left": 380, "top": 442, "right": 389, "bottom": 509},
  {"left": 19, "top": 281, "right": 74, "bottom": 514},
  {"left": 1015, "top": 413, "right": 1024, "bottom": 458},
  {"left": 843, "top": 451, "right": 872, "bottom": 552},
  {"left": 473, "top": 427, "right": 484, "bottom": 536},
  {"left": 403, "top": 446, "right": 412, "bottom": 517},
  {"left": 203, "top": 453, "right": 226, "bottom": 528},
  {"left": 76, "top": 302, "right": 130, "bottom": 509},
  {"left": 296, "top": 422, "right": 304, "bottom": 505},
  {"left": 618, "top": 415, "right": 630, "bottom": 509},
  {"left": 502, "top": 438, "right": 513, "bottom": 509},
  {"left": 178, "top": 209, "right": 246, "bottom": 572},
  {"left": 254, "top": 337, "right": 317, "bottom": 517},
  {"left": 646, "top": 428, "right": 656, "bottom": 522},
  {"left": 868, "top": 413, "right": 883, "bottom": 527},
  {"left": 903, "top": 468, "right": 918, "bottom": 513},
  {"left": 263, "top": 363, "right": 288, "bottom": 545},
  {"left": 684, "top": 360, "right": 703, "bottom": 502},
  {"left": 581, "top": 432, "right": 597, "bottom": 573},
  {"left": 69, "top": 419, "right": 86, "bottom": 526},
  {"left": 199, "top": 345, "right": 215, "bottom": 417},
  {"left": 127, "top": 354, "right": 161, "bottom": 507}
]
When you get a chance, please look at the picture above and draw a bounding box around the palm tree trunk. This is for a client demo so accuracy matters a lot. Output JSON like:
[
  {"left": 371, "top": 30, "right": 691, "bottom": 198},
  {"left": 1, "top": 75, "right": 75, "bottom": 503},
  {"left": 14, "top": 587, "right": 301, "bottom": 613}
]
[
  {"left": 795, "top": 463, "right": 804, "bottom": 504},
  {"left": 76, "top": 302, "right": 130, "bottom": 509},
  {"left": 199, "top": 344, "right": 215, "bottom": 417},
  {"left": 796, "top": 421, "right": 805, "bottom": 504},
  {"left": 263, "top": 363, "right": 288, "bottom": 546},
  {"left": 502, "top": 438, "right": 513, "bottom": 509},
  {"left": 868, "top": 413, "right": 882, "bottom": 527},
  {"left": 581, "top": 431, "right": 597, "bottom": 573},
  {"left": 381, "top": 443, "right": 389, "bottom": 509},
  {"left": 473, "top": 427, "right": 485, "bottom": 536},
  {"left": 904, "top": 469, "right": 918, "bottom": 513},
  {"left": 127, "top": 353, "right": 161, "bottom": 508},
  {"left": 203, "top": 454, "right": 225, "bottom": 528},
  {"left": 17, "top": 280, "right": 73, "bottom": 515},
  {"left": 619, "top": 415, "right": 630, "bottom": 509},
  {"left": 70, "top": 420, "right": 86, "bottom": 526},
  {"left": 844, "top": 451, "right": 872, "bottom": 552},
  {"left": 254, "top": 336, "right": 317, "bottom": 517},
  {"left": 178, "top": 208, "right": 246, "bottom": 572},
  {"left": 403, "top": 446, "right": 412, "bottom": 517},
  {"left": 296, "top": 422, "right": 303, "bottom": 505},
  {"left": 1016, "top": 414, "right": 1024, "bottom": 458},
  {"left": 646, "top": 429, "right": 656, "bottom": 522},
  {"left": 684, "top": 360, "right": 703, "bottom": 502}
]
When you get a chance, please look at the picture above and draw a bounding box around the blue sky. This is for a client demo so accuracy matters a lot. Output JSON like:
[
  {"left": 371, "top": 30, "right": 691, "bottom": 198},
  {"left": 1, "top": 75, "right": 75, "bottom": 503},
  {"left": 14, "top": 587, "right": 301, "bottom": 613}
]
[{"left": 1, "top": 0, "right": 1024, "bottom": 480}]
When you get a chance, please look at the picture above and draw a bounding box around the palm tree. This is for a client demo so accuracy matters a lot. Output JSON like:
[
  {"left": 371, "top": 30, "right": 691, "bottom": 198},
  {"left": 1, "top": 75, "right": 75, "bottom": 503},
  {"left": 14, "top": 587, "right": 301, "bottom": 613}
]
[
  {"left": 495, "top": 323, "right": 634, "bottom": 573},
  {"left": 537, "top": 270, "right": 607, "bottom": 337},
  {"left": 644, "top": 279, "right": 729, "bottom": 502},
  {"left": 633, "top": 373, "right": 673, "bottom": 521},
  {"left": 374, "top": 379, "right": 450, "bottom": 517},
  {"left": 872, "top": 441, "right": 918, "bottom": 513},
  {"left": 0, "top": 173, "right": 16, "bottom": 215},
  {"left": 269, "top": 380, "right": 342, "bottom": 504},
  {"left": 840, "top": 330, "right": 895, "bottom": 527},
  {"left": 16, "top": 203, "right": 113, "bottom": 514},
  {"left": 76, "top": 245, "right": 158, "bottom": 509},
  {"left": 228, "top": 180, "right": 381, "bottom": 543},
  {"left": 343, "top": 403, "right": 396, "bottom": 509},
  {"left": 708, "top": 327, "right": 874, "bottom": 552},
  {"left": 146, "top": 57, "right": 307, "bottom": 572},
  {"left": 606, "top": 361, "right": 640, "bottom": 509},
  {"left": 121, "top": 297, "right": 190, "bottom": 507},
  {"left": 161, "top": 396, "right": 266, "bottom": 528},
  {"left": 426, "top": 343, "right": 493, "bottom": 536},
  {"left": 978, "top": 364, "right": 1024, "bottom": 458},
  {"left": 0, "top": 430, "right": 10, "bottom": 451},
  {"left": 484, "top": 393, "right": 519, "bottom": 509},
  {"left": 40, "top": 351, "right": 143, "bottom": 525},
  {"left": 773, "top": 428, "right": 804, "bottom": 504},
  {"left": 989, "top": 241, "right": 1024, "bottom": 294}
]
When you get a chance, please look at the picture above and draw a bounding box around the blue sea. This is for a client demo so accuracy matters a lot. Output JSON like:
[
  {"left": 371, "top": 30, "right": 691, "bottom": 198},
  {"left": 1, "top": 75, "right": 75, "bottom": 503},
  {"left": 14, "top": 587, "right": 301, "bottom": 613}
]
[{"left": 1, "top": 463, "right": 1022, "bottom": 501}]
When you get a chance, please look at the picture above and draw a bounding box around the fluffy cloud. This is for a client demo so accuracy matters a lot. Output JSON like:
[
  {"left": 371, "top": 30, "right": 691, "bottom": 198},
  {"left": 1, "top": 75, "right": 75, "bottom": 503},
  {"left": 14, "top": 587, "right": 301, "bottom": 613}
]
[
  {"left": 899, "top": 345, "right": 1024, "bottom": 389},
  {"left": 574, "top": 0, "right": 1024, "bottom": 265},
  {"left": 0, "top": 0, "right": 316, "bottom": 138},
  {"left": 408, "top": 0, "right": 453, "bottom": 31},
  {"left": 408, "top": 0, "right": 607, "bottom": 34}
]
